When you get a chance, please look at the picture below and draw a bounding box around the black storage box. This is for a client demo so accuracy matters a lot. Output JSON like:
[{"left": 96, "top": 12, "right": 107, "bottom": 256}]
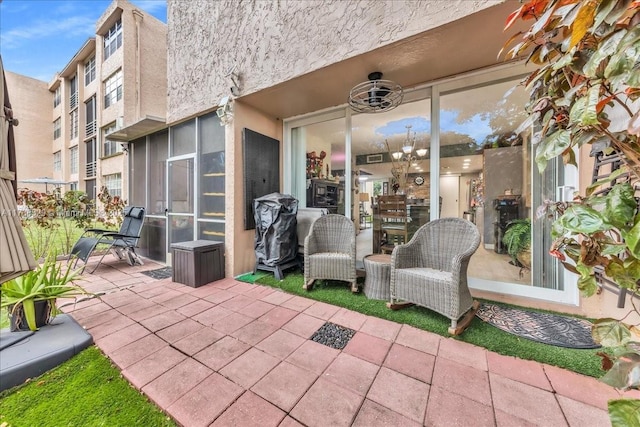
[{"left": 171, "top": 240, "right": 224, "bottom": 287}]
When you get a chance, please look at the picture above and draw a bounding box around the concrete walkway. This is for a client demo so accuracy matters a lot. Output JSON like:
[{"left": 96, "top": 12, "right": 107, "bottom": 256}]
[{"left": 61, "top": 258, "right": 638, "bottom": 427}]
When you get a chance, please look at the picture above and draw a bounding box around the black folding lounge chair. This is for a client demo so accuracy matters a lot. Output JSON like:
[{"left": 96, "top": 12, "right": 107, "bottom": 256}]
[{"left": 69, "top": 206, "right": 145, "bottom": 273}]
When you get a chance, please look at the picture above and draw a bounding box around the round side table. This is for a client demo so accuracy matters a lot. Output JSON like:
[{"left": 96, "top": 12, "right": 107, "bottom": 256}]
[{"left": 363, "top": 254, "right": 392, "bottom": 300}]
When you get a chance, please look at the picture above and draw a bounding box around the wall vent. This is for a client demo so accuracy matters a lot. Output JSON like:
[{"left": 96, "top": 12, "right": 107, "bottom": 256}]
[{"left": 367, "top": 154, "right": 383, "bottom": 163}]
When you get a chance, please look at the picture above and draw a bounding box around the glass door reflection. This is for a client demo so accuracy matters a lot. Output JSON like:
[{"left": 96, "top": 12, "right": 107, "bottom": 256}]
[{"left": 167, "top": 157, "right": 195, "bottom": 257}]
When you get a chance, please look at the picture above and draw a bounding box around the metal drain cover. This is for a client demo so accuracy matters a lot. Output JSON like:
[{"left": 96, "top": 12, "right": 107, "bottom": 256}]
[{"left": 310, "top": 322, "right": 356, "bottom": 350}]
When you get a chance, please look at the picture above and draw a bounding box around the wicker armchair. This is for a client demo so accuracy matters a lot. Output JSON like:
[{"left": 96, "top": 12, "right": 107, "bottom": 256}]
[
  {"left": 303, "top": 214, "right": 358, "bottom": 292},
  {"left": 389, "top": 218, "right": 480, "bottom": 335}
]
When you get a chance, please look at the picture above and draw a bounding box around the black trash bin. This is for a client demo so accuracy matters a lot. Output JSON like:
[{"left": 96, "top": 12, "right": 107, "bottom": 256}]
[{"left": 253, "top": 192, "right": 300, "bottom": 279}]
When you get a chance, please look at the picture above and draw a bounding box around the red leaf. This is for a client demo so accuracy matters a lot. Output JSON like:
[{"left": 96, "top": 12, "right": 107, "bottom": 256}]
[
  {"left": 549, "top": 249, "right": 566, "bottom": 261},
  {"left": 597, "top": 352, "right": 614, "bottom": 371},
  {"left": 596, "top": 94, "right": 615, "bottom": 113},
  {"left": 522, "top": 0, "right": 551, "bottom": 20},
  {"left": 505, "top": 5, "right": 524, "bottom": 31}
]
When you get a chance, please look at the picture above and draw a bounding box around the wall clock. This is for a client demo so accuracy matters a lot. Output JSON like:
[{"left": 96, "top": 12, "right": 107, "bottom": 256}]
[{"left": 414, "top": 175, "right": 425, "bottom": 186}]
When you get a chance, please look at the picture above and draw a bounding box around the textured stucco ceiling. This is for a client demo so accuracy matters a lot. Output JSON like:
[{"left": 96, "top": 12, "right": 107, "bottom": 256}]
[{"left": 240, "top": 1, "right": 527, "bottom": 120}]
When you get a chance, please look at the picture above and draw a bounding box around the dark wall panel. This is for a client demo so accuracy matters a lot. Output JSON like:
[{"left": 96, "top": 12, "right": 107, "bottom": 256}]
[{"left": 243, "top": 128, "right": 280, "bottom": 229}]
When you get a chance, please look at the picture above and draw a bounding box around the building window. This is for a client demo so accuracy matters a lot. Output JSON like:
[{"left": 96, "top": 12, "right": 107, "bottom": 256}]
[
  {"left": 70, "top": 146, "right": 78, "bottom": 175},
  {"left": 53, "top": 86, "right": 61, "bottom": 108},
  {"left": 84, "top": 56, "right": 96, "bottom": 86},
  {"left": 53, "top": 151, "right": 61, "bottom": 172},
  {"left": 103, "top": 19, "right": 122, "bottom": 61},
  {"left": 53, "top": 117, "right": 61, "bottom": 139},
  {"left": 69, "top": 182, "right": 78, "bottom": 191},
  {"left": 104, "top": 69, "right": 122, "bottom": 108},
  {"left": 70, "top": 109, "right": 78, "bottom": 140},
  {"left": 102, "top": 122, "right": 122, "bottom": 157},
  {"left": 85, "top": 96, "right": 96, "bottom": 136},
  {"left": 86, "top": 179, "right": 96, "bottom": 200},
  {"left": 69, "top": 75, "right": 78, "bottom": 109},
  {"left": 103, "top": 173, "right": 122, "bottom": 198},
  {"left": 86, "top": 138, "right": 97, "bottom": 177}
]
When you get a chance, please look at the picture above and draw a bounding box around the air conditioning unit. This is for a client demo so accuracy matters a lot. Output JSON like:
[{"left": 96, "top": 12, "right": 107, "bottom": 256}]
[{"left": 367, "top": 154, "right": 383, "bottom": 163}]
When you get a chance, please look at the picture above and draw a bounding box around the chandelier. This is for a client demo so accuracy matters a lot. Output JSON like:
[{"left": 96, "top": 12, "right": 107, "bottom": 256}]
[
  {"left": 384, "top": 125, "right": 428, "bottom": 194},
  {"left": 385, "top": 125, "right": 428, "bottom": 164},
  {"left": 348, "top": 72, "right": 403, "bottom": 113}
]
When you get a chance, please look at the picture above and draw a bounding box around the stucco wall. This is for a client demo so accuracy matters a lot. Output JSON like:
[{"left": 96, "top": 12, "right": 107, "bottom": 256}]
[
  {"left": 97, "top": 0, "right": 167, "bottom": 128},
  {"left": 137, "top": 10, "right": 167, "bottom": 120},
  {"left": 229, "top": 101, "right": 282, "bottom": 276},
  {"left": 167, "top": 0, "right": 502, "bottom": 124},
  {"left": 5, "top": 72, "right": 52, "bottom": 192}
]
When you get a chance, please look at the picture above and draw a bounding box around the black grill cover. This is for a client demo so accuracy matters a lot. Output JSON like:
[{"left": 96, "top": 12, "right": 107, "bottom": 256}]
[{"left": 254, "top": 193, "right": 298, "bottom": 267}]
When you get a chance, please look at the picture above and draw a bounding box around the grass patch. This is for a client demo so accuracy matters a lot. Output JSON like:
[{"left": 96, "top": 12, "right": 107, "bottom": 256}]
[
  {"left": 21, "top": 218, "right": 116, "bottom": 259},
  {"left": 256, "top": 271, "right": 606, "bottom": 379},
  {"left": 0, "top": 346, "right": 175, "bottom": 427}
]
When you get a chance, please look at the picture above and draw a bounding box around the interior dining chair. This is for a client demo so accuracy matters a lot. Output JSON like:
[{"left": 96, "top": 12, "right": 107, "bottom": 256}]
[{"left": 378, "top": 195, "right": 409, "bottom": 254}]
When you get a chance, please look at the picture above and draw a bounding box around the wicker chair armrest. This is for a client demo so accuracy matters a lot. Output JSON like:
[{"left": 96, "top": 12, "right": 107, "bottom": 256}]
[
  {"left": 391, "top": 239, "right": 423, "bottom": 270},
  {"left": 305, "top": 234, "right": 319, "bottom": 255},
  {"left": 448, "top": 234, "right": 480, "bottom": 271}
]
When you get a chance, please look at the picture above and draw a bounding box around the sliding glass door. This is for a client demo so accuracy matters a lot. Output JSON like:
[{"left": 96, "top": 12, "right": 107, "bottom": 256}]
[{"left": 284, "top": 64, "right": 578, "bottom": 305}]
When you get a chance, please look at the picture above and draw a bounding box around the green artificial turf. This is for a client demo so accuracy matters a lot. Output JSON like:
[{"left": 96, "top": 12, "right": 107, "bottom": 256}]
[
  {"left": 253, "top": 270, "right": 607, "bottom": 379},
  {"left": 0, "top": 346, "right": 175, "bottom": 427},
  {"left": 235, "top": 271, "right": 269, "bottom": 283}
]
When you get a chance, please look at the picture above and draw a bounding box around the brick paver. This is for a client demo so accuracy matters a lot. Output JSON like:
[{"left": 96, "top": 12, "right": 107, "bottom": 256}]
[{"left": 69, "top": 259, "right": 624, "bottom": 427}]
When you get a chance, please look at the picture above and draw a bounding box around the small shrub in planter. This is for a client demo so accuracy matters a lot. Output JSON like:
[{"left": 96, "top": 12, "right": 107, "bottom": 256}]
[
  {"left": 503, "top": 219, "right": 531, "bottom": 268},
  {"left": 1, "top": 253, "right": 88, "bottom": 331}
]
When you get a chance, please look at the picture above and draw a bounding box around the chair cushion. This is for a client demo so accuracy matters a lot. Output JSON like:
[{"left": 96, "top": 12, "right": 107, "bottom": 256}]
[
  {"left": 309, "top": 252, "right": 352, "bottom": 262},
  {"left": 396, "top": 267, "right": 452, "bottom": 283}
]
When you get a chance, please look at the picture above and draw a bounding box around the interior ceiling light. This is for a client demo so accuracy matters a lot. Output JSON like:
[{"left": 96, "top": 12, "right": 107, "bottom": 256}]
[{"left": 348, "top": 72, "right": 403, "bottom": 113}]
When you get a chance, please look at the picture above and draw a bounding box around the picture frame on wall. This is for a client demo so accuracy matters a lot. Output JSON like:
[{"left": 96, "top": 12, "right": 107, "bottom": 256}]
[{"left": 383, "top": 181, "right": 389, "bottom": 195}]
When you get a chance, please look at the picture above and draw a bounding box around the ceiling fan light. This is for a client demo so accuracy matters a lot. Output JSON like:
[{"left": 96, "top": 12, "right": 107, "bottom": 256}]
[{"left": 348, "top": 71, "right": 403, "bottom": 113}]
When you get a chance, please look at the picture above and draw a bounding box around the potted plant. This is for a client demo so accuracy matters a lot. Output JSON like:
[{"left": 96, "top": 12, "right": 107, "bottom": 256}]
[
  {"left": 502, "top": 0, "right": 640, "bottom": 422},
  {"left": 503, "top": 219, "right": 531, "bottom": 269},
  {"left": 1, "top": 252, "right": 88, "bottom": 331}
]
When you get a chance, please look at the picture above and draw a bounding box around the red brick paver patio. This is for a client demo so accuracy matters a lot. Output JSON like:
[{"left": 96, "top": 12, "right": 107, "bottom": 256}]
[{"left": 60, "top": 258, "right": 637, "bottom": 426}]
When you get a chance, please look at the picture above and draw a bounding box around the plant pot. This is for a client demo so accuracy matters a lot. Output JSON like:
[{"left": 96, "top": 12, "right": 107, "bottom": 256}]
[
  {"left": 8, "top": 300, "right": 55, "bottom": 332},
  {"left": 517, "top": 248, "right": 531, "bottom": 270}
]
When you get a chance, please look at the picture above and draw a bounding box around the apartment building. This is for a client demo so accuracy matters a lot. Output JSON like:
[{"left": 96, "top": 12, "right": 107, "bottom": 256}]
[
  {"left": 48, "top": 0, "right": 166, "bottom": 202},
  {"left": 4, "top": 71, "right": 51, "bottom": 192}
]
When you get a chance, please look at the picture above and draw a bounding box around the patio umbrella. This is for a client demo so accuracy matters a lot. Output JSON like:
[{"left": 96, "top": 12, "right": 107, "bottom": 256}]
[
  {"left": 0, "top": 55, "right": 37, "bottom": 284},
  {"left": 19, "top": 177, "right": 69, "bottom": 193}
]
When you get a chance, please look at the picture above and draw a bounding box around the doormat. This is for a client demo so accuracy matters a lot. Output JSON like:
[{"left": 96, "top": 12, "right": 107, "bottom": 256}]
[
  {"left": 476, "top": 303, "right": 600, "bottom": 349},
  {"left": 141, "top": 267, "right": 173, "bottom": 280},
  {"left": 311, "top": 322, "right": 356, "bottom": 350}
]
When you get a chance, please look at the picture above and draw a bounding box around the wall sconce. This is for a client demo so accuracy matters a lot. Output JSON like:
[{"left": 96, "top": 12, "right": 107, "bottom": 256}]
[
  {"left": 216, "top": 96, "right": 233, "bottom": 126},
  {"left": 120, "top": 141, "right": 129, "bottom": 153}
]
